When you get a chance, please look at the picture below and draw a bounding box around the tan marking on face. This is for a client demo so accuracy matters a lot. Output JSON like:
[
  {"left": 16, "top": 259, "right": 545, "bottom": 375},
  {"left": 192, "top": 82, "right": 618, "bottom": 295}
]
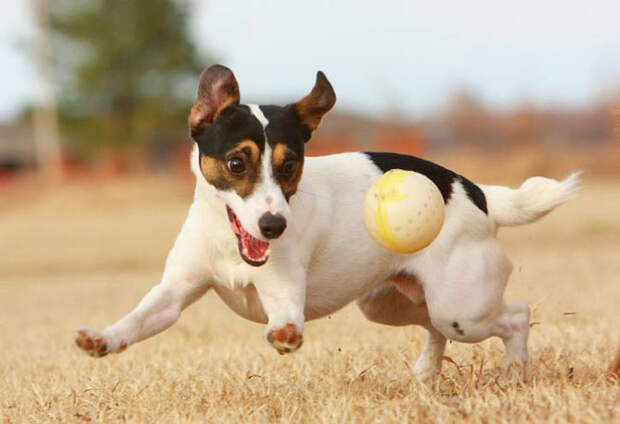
[
  {"left": 236, "top": 139, "right": 260, "bottom": 164},
  {"left": 200, "top": 139, "right": 262, "bottom": 198},
  {"left": 272, "top": 143, "right": 304, "bottom": 200}
]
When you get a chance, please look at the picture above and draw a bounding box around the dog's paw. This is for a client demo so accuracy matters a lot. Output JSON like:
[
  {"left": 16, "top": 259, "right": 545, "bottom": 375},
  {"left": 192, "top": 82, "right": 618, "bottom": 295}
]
[
  {"left": 266, "top": 323, "right": 303, "bottom": 354},
  {"left": 75, "top": 328, "right": 127, "bottom": 358},
  {"left": 75, "top": 328, "right": 109, "bottom": 357}
]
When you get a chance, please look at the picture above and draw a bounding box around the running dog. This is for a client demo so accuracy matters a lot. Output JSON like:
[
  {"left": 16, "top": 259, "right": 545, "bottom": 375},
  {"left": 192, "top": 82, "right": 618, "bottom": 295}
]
[{"left": 75, "top": 65, "right": 579, "bottom": 380}]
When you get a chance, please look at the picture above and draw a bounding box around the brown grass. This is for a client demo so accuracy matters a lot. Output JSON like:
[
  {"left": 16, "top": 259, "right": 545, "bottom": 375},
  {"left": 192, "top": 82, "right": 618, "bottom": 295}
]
[{"left": 0, "top": 174, "right": 618, "bottom": 423}]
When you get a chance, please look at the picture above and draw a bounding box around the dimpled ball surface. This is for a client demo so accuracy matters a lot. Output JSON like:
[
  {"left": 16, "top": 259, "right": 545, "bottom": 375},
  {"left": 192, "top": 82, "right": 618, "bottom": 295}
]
[{"left": 363, "top": 169, "right": 445, "bottom": 253}]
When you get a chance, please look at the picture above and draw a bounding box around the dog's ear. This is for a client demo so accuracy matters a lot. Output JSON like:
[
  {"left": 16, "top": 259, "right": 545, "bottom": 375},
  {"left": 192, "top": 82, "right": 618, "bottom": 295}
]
[
  {"left": 294, "top": 71, "right": 336, "bottom": 134},
  {"left": 189, "top": 65, "right": 240, "bottom": 137}
]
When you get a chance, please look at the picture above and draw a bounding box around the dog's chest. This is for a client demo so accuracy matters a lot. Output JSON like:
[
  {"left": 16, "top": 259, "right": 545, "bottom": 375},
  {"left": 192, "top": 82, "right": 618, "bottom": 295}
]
[
  {"left": 210, "top": 248, "right": 255, "bottom": 289},
  {"left": 213, "top": 284, "right": 268, "bottom": 324},
  {"left": 209, "top": 251, "right": 269, "bottom": 323}
]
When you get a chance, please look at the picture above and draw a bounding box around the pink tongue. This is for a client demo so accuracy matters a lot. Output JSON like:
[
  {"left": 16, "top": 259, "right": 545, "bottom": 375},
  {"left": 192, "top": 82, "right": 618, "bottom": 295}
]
[{"left": 240, "top": 227, "right": 269, "bottom": 260}]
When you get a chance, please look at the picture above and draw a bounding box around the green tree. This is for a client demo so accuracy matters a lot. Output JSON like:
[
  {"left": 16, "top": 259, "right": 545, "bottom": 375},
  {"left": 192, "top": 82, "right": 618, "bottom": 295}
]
[{"left": 48, "top": 0, "right": 209, "bottom": 156}]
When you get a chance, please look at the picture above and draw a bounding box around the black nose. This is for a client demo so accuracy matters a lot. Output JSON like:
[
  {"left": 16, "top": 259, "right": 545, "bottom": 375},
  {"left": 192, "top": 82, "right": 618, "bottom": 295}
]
[{"left": 258, "top": 213, "right": 287, "bottom": 239}]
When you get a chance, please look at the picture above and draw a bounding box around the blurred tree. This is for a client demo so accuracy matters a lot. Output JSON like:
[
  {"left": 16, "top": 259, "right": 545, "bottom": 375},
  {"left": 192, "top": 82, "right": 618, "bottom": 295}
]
[
  {"left": 32, "top": 0, "right": 63, "bottom": 179},
  {"left": 48, "top": 0, "right": 209, "bottom": 156}
]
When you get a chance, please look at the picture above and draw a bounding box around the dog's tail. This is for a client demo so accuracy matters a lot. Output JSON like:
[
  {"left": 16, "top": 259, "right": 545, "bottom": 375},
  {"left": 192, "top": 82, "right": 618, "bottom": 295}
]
[{"left": 481, "top": 172, "right": 581, "bottom": 227}]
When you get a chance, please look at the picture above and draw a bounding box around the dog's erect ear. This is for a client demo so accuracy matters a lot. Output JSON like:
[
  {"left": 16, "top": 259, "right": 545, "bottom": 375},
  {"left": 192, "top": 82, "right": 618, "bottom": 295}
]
[
  {"left": 294, "top": 71, "right": 336, "bottom": 133},
  {"left": 189, "top": 65, "right": 240, "bottom": 137}
]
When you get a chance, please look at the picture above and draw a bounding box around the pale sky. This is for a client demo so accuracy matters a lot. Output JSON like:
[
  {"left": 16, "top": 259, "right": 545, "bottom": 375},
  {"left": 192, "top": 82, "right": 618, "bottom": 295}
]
[{"left": 1, "top": 0, "right": 620, "bottom": 123}]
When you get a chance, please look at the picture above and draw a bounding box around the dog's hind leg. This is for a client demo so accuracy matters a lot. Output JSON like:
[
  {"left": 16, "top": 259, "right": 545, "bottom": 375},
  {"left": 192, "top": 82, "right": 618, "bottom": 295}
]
[
  {"left": 412, "top": 327, "right": 447, "bottom": 381},
  {"left": 357, "top": 283, "right": 446, "bottom": 381},
  {"left": 357, "top": 283, "right": 431, "bottom": 327},
  {"left": 496, "top": 301, "right": 530, "bottom": 379},
  {"left": 421, "top": 238, "right": 531, "bottom": 380}
]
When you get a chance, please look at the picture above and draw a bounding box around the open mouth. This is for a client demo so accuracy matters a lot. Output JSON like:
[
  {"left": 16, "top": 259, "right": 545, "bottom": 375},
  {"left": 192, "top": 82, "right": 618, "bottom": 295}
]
[{"left": 226, "top": 206, "right": 270, "bottom": 266}]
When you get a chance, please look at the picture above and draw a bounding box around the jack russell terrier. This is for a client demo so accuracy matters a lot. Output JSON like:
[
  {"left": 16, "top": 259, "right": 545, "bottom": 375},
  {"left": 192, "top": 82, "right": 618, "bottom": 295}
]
[{"left": 76, "top": 65, "right": 579, "bottom": 381}]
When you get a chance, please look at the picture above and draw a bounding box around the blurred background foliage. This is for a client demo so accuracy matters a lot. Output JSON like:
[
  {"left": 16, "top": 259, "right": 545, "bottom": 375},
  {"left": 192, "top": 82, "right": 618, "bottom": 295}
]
[
  {"left": 0, "top": 1, "right": 618, "bottom": 180},
  {"left": 47, "top": 0, "right": 208, "bottom": 157}
]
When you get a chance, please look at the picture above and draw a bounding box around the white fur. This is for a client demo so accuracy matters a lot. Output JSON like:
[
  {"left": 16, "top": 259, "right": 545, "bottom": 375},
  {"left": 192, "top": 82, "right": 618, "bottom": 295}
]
[
  {"left": 77, "top": 149, "right": 578, "bottom": 379},
  {"left": 482, "top": 172, "right": 581, "bottom": 226}
]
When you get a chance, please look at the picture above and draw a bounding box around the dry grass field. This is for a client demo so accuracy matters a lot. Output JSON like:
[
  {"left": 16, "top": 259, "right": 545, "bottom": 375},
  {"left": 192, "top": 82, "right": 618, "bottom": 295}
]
[{"left": 1, "top": 171, "right": 618, "bottom": 423}]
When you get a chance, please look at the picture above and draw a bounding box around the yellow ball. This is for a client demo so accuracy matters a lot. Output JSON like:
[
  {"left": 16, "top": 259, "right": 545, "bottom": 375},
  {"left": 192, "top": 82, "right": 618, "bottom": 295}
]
[{"left": 364, "top": 169, "right": 445, "bottom": 253}]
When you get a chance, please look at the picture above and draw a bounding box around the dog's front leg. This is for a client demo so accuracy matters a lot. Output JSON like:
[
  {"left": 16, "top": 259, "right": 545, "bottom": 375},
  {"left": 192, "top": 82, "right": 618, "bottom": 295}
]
[
  {"left": 253, "top": 265, "right": 306, "bottom": 354},
  {"left": 75, "top": 278, "right": 209, "bottom": 357},
  {"left": 75, "top": 205, "right": 212, "bottom": 357}
]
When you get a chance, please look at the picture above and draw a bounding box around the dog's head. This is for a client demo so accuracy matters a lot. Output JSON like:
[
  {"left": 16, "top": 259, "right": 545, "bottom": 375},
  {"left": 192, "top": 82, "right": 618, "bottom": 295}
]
[{"left": 189, "top": 65, "right": 336, "bottom": 266}]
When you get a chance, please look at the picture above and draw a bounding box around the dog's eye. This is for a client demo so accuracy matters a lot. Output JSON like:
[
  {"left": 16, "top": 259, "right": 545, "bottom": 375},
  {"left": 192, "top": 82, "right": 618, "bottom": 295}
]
[
  {"left": 227, "top": 157, "right": 246, "bottom": 175},
  {"left": 280, "top": 160, "right": 297, "bottom": 177}
]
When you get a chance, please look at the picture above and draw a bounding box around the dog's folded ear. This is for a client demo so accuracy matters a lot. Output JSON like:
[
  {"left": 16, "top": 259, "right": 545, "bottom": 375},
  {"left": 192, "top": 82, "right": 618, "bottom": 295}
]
[
  {"left": 294, "top": 71, "right": 336, "bottom": 134},
  {"left": 189, "top": 65, "right": 240, "bottom": 137}
]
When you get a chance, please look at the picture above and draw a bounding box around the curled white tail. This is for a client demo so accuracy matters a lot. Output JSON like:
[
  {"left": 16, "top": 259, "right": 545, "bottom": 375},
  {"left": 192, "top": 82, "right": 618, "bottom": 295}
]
[{"left": 481, "top": 172, "right": 581, "bottom": 227}]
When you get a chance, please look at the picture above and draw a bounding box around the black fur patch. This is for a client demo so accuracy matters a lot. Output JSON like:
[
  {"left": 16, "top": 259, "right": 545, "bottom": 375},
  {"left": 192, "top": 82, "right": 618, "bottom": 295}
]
[
  {"left": 461, "top": 178, "right": 488, "bottom": 214},
  {"left": 452, "top": 321, "right": 465, "bottom": 336},
  {"left": 365, "top": 152, "right": 487, "bottom": 214},
  {"left": 193, "top": 104, "right": 265, "bottom": 159},
  {"left": 260, "top": 104, "right": 310, "bottom": 157}
]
